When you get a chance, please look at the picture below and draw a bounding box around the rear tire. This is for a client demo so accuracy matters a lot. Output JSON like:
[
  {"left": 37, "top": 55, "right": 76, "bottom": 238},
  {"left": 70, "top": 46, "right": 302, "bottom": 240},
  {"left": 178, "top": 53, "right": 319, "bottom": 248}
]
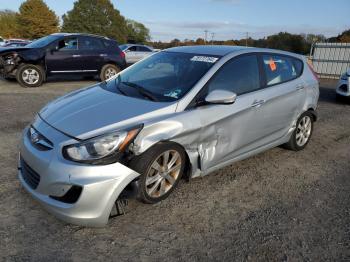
[
  {"left": 100, "top": 64, "right": 120, "bottom": 81},
  {"left": 130, "top": 142, "right": 186, "bottom": 204},
  {"left": 16, "top": 64, "right": 45, "bottom": 88},
  {"left": 284, "top": 111, "right": 314, "bottom": 151}
]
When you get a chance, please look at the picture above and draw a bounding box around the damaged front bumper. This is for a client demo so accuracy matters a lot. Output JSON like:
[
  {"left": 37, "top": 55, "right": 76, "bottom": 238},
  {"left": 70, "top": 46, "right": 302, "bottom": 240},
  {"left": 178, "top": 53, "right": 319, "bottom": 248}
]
[
  {"left": 18, "top": 121, "right": 141, "bottom": 227},
  {"left": 0, "top": 54, "right": 19, "bottom": 77}
]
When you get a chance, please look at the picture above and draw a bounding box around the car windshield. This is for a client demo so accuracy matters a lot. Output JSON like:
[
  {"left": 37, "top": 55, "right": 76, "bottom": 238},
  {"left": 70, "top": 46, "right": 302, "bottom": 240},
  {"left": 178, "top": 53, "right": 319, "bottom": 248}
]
[
  {"left": 26, "top": 35, "right": 61, "bottom": 48},
  {"left": 104, "top": 51, "right": 221, "bottom": 102},
  {"left": 119, "top": 44, "right": 128, "bottom": 51}
]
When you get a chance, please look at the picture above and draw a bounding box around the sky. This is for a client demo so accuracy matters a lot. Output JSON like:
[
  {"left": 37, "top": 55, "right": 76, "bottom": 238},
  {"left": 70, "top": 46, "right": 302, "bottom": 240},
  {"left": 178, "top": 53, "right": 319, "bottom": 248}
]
[{"left": 1, "top": 0, "right": 349, "bottom": 41}]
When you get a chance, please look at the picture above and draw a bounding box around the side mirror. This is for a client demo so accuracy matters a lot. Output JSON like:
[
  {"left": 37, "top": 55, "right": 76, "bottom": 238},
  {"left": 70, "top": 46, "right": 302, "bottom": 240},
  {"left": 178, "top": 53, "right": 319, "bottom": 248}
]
[{"left": 205, "top": 90, "right": 237, "bottom": 105}]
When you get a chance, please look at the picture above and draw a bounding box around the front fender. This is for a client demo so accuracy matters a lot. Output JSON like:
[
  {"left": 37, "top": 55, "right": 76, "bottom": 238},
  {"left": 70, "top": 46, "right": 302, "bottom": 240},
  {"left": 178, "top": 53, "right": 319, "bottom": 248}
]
[{"left": 132, "top": 111, "right": 211, "bottom": 178}]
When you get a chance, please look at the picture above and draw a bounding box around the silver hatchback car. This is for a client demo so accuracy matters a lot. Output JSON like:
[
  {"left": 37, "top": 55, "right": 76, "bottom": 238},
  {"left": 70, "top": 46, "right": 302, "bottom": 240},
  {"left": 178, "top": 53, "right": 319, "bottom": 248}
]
[{"left": 19, "top": 46, "right": 319, "bottom": 226}]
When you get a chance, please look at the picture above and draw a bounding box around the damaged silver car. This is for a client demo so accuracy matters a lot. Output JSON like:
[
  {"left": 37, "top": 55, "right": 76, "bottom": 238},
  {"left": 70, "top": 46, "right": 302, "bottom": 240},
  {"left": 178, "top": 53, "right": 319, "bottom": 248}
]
[{"left": 18, "top": 46, "right": 319, "bottom": 226}]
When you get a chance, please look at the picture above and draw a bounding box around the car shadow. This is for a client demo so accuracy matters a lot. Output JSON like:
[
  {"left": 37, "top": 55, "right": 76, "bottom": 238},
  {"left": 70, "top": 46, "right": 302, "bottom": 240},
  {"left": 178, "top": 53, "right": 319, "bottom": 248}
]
[
  {"left": 319, "top": 86, "right": 337, "bottom": 103},
  {"left": 319, "top": 78, "right": 349, "bottom": 105},
  {"left": 46, "top": 75, "right": 99, "bottom": 83}
]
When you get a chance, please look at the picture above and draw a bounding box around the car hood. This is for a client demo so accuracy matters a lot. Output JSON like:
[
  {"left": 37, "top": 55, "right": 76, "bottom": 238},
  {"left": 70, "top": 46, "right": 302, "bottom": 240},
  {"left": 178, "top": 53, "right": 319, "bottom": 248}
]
[
  {"left": 0, "top": 47, "right": 31, "bottom": 53},
  {"left": 39, "top": 83, "right": 177, "bottom": 139}
]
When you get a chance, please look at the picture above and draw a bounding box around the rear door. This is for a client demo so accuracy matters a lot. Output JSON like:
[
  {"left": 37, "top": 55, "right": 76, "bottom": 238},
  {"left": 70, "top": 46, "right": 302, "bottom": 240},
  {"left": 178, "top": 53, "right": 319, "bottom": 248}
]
[
  {"left": 46, "top": 37, "right": 83, "bottom": 72},
  {"left": 78, "top": 36, "right": 105, "bottom": 71},
  {"left": 249, "top": 53, "right": 305, "bottom": 144}
]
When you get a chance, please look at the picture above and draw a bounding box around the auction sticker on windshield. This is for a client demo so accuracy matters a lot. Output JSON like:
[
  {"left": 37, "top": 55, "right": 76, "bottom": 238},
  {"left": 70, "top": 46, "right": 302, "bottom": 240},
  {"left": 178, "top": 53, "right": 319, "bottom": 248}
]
[{"left": 191, "top": 56, "right": 219, "bottom": 63}]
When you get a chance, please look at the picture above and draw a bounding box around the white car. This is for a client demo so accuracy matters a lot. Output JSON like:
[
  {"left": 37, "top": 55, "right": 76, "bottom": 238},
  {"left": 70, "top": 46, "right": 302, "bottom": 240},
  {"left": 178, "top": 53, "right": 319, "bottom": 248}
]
[
  {"left": 336, "top": 69, "right": 350, "bottom": 99},
  {"left": 119, "top": 44, "right": 155, "bottom": 64}
]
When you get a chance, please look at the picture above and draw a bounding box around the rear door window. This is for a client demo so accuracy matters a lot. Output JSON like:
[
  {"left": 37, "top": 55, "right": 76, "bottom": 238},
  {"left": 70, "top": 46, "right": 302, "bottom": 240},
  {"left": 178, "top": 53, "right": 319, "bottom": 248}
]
[
  {"left": 262, "top": 54, "right": 302, "bottom": 86},
  {"left": 207, "top": 54, "right": 261, "bottom": 96},
  {"left": 292, "top": 58, "right": 303, "bottom": 76},
  {"left": 80, "top": 37, "right": 104, "bottom": 50}
]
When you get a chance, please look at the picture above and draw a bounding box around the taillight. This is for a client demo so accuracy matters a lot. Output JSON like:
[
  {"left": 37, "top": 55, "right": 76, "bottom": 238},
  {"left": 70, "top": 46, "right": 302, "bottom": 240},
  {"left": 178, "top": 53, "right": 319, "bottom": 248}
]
[
  {"left": 120, "top": 51, "right": 125, "bottom": 59},
  {"left": 307, "top": 63, "right": 319, "bottom": 82}
]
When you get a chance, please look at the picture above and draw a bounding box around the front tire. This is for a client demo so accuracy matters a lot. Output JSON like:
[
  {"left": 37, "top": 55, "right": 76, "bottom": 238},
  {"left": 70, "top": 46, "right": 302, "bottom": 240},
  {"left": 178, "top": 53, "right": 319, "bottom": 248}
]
[
  {"left": 16, "top": 64, "right": 45, "bottom": 88},
  {"left": 284, "top": 112, "right": 314, "bottom": 151},
  {"left": 100, "top": 64, "right": 120, "bottom": 81},
  {"left": 130, "top": 142, "right": 186, "bottom": 204}
]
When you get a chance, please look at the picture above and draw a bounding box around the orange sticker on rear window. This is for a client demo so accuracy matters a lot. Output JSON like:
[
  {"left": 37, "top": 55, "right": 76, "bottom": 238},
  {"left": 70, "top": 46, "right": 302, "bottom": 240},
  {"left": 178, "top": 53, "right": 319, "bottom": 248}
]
[{"left": 269, "top": 58, "right": 277, "bottom": 71}]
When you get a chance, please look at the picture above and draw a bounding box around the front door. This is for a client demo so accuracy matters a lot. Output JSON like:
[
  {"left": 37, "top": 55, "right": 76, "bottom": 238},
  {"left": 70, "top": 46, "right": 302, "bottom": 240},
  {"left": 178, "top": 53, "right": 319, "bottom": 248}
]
[
  {"left": 193, "top": 54, "right": 265, "bottom": 170},
  {"left": 46, "top": 37, "right": 84, "bottom": 73},
  {"left": 125, "top": 46, "right": 138, "bottom": 64}
]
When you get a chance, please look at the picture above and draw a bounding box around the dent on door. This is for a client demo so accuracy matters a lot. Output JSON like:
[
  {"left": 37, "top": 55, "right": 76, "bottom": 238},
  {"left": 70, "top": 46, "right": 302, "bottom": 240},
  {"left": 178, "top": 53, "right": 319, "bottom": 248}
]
[{"left": 132, "top": 98, "right": 254, "bottom": 178}]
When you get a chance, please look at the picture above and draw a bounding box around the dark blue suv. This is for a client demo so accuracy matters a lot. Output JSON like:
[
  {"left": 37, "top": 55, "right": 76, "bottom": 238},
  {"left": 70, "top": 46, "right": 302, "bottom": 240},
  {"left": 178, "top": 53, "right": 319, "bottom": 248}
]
[{"left": 0, "top": 33, "right": 127, "bottom": 87}]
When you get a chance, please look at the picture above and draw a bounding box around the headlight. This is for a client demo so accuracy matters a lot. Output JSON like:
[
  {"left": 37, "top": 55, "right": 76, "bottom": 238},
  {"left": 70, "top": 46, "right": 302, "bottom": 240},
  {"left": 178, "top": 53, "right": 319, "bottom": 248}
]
[
  {"left": 63, "top": 126, "right": 142, "bottom": 164},
  {"left": 4, "top": 53, "right": 17, "bottom": 65}
]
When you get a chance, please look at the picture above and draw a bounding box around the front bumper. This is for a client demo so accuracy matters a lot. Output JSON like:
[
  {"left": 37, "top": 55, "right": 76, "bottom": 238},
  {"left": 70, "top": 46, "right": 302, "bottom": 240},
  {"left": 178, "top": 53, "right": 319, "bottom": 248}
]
[{"left": 18, "top": 118, "right": 141, "bottom": 227}]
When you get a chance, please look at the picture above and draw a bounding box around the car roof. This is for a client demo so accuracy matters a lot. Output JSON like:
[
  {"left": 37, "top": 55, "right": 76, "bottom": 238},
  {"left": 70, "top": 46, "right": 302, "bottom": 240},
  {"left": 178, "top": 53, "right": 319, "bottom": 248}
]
[
  {"left": 52, "top": 33, "right": 111, "bottom": 40},
  {"left": 121, "top": 44, "right": 152, "bottom": 48},
  {"left": 165, "top": 45, "right": 303, "bottom": 59},
  {"left": 166, "top": 45, "right": 248, "bottom": 56}
]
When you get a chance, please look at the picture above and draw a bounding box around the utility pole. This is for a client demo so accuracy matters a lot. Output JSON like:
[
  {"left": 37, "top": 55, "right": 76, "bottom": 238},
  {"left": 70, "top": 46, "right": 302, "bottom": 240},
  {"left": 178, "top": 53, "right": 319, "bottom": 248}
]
[
  {"left": 204, "top": 30, "right": 209, "bottom": 45},
  {"left": 246, "top": 32, "right": 249, "bottom": 47},
  {"left": 211, "top": 32, "right": 215, "bottom": 45}
]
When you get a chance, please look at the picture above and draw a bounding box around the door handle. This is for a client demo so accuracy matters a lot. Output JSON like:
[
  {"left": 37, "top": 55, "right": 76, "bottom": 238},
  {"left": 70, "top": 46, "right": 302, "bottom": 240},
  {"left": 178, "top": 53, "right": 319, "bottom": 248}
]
[
  {"left": 296, "top": 84, "right": 305, "bottom": 91},
  {"left": 99, "top": 54, "right": 107, "bottom": 57},
  {"left": 72, "top": 54, "right": 81, "bottom": 58},
  {"left": 251, "top": 99, "right": 265, "bottom": 108}
]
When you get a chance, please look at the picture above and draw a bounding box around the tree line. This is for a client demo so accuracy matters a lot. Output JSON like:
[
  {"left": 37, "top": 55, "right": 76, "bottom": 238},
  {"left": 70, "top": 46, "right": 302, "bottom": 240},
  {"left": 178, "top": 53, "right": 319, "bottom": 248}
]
[
  {"left": 149, "top": 30, "right": 350, "bottom": 55},
  {"left": 0, "top": 0, "right": 349, "bottom": 54},
  {"left": 0, "top": 0, "right": 150, "bottom": 43}
]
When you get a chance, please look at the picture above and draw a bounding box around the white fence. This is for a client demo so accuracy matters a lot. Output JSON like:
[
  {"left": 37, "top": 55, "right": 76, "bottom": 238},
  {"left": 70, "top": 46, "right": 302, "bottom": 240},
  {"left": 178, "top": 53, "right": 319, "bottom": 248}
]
[{"left": 310, "top": 43, "right": 350, "bottom": 79}]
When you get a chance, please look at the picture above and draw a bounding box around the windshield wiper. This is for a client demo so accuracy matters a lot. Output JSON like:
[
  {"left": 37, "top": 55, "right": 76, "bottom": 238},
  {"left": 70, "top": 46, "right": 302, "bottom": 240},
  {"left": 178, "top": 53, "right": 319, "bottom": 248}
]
[{"left": 121, "top": 81, "right": 158, "bottom": 102}]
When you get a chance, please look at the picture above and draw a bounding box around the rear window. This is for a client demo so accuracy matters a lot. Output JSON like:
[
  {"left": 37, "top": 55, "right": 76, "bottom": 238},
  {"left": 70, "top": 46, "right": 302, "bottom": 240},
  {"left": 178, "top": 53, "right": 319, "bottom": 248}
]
[
  {"left": 262, "top": 55, "right": 303, "bottom": 86},
  {"left": 119, "top": 44, "right": 128, "bottom": 50}
]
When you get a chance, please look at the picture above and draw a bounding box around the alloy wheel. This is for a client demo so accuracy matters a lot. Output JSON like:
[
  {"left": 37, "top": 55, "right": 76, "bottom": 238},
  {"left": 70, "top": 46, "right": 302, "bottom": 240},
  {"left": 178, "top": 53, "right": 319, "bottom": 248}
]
[
  {"left": 104, "top": 67, "right": 117, "bottom": 80},
  {"left": 296, "top": 115, "right": 312, "bottom": 147},
  {"left": 145, "top": 150, "right": 182, "bottom": 198},
  {"left": 22, "top": 68, "right": 40, "bottom": 85}
]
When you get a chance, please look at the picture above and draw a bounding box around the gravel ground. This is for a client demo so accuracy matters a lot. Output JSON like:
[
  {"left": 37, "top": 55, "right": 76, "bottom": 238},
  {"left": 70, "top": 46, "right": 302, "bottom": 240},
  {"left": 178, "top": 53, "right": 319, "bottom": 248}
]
[{"left": 0, "top": 77, "right": 349, "bottom": 261}]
